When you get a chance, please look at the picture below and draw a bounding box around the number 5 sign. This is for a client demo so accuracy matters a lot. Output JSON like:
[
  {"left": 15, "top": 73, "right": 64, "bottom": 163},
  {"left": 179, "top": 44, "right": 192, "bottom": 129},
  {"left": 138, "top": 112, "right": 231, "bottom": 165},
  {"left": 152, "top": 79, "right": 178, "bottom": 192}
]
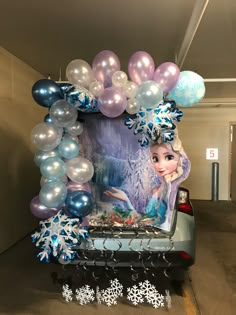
[{"left": 206, "top": 148, "right": 218, "bottom": 160}]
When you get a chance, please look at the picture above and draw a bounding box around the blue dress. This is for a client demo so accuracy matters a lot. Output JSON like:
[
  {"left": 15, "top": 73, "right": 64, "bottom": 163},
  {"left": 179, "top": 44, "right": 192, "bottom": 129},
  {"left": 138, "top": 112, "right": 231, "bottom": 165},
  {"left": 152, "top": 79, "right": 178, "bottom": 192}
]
[{"left": 145, "top": 196, "right": 167, "bottom": 225}]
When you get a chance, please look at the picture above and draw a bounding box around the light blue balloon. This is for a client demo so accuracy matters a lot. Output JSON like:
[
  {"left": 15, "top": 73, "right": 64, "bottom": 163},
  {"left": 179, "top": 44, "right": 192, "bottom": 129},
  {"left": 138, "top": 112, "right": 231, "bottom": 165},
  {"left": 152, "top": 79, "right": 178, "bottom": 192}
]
[
  {"left": 34, "top": 149, "right": 59, "bottom": 167},
  {"left": 136, "top": 80, "right": 163, "bottom": 109},
  {"left": 58, "top": 138, "right": 80, "bottom": 159},
  {"left": 40, "top": 157, "right": 66, "bottom": 180},
  {"left": 168, "top": 71, "right": 205, "bottom": 107},
  {"left": 39, "top": 180, "right": 67, "bottom": 208}
]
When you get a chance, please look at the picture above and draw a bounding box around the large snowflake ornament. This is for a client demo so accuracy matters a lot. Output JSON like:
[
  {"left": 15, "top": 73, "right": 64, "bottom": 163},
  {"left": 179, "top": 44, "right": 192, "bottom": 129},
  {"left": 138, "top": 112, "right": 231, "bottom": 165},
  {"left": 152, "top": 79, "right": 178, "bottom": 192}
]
[
  {"left": 124, "top": 100, "right": 183, "bottom": 147},
  {"left": 62, "top": 284, "right": 73, "bottom": 303},
  {"left": 31, "top": 210, "right": 88, "bottom": 262},
  {"left": 75, "top": 285, "right": 95, "bottom": 305},
  {"left": 101, "top": 287, "right": 118, "bottom": 306},
  {"left": 109, "top": 278, "right": 123, "bottom": 298},
  {"left": 127, "top": 285, "right": 144, "bottom": 306}
]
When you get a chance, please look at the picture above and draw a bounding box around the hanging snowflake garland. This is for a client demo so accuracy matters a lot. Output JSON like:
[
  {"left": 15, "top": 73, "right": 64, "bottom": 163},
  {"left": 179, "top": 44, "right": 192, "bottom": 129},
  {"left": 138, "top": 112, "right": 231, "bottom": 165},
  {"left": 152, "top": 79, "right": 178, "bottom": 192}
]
[
  {"left": 124, "top": 100, "right": 183, "bottom": 147},
  {"left": 31, "top": 210, "right": 89, "bottom": 263},
  {"left": 75, "top": 285, "right": 95, "bottom": 305},
  {"left": 62, "top": 284, "right": 73, "bottom": 303}
]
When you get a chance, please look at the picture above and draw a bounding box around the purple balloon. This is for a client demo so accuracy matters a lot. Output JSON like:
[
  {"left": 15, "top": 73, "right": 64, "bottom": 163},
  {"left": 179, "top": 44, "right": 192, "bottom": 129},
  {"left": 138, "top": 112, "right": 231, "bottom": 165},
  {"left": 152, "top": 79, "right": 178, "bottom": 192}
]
[
  {"left": 30, "top": 195, "right": 61, "bottom": 219},
  {"left": 153, "top": 62, "right": 180, "bottom": 95},
  {"left": 92, "top": 50, "right": 120, "bottom": 88},
  {"left": 98, "top": 87, "right": 127, "bottom": 118},
  {"left": 67, "top": 181, "right": 91, "bottom": 194},
  {"left": 128, "top": 51, "right": 155, "bottom": 85}
]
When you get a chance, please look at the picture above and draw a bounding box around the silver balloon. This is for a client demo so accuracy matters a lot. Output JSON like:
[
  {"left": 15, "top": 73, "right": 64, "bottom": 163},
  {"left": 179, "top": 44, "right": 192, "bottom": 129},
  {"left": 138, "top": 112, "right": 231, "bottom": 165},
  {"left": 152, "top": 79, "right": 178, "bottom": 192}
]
[
  {"left": 31, "top": 123, "right": 62, "bottom": 151},
  {"left": 66, "top": 59, "right": 94, "bottom": 88},
  {"left": 126, "top": 98, "right": 140, "bottom": 114},
  {"left": 49, "top": 100, "right": 78, "bottom": 128},
  {"left": 65, "top": 121, "right": 83, "bottom": 136},
  {"left": 34, "top": 149, "right": 59, "bottom": 167},
  {"left": 39, "top": 180, "right": 67, "bottom": 208},
  {"left": 40, "top": 174, "right": 68, "bottom": 187},
  {"left": 66, "top": 157, "right": 94, "bottom": 184}
]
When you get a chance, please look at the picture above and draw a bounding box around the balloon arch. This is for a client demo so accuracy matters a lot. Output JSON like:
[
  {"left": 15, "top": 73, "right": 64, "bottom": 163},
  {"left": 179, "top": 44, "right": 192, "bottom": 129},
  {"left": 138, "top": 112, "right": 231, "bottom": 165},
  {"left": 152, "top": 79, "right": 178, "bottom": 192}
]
[{"left": 30, "top": 50, "right": 205, "bottom": 264}]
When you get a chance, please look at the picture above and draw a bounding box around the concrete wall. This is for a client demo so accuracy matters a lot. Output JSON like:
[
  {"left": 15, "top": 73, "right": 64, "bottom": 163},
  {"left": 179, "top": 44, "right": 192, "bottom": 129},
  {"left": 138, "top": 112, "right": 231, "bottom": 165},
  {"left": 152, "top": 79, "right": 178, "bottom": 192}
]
[
  {"left": 0, "top": 47, "right": 45, "bottom": 253},
  {"left": 178, "top": 105, "right": 236, "bottom": 200}
]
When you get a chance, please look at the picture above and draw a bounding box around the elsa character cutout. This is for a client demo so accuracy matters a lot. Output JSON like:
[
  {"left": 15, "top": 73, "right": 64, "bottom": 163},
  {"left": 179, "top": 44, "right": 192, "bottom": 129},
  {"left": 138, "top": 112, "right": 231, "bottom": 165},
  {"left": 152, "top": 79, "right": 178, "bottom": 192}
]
[{"left": 104, "top": 132, "right": 191, "bottom": 231}]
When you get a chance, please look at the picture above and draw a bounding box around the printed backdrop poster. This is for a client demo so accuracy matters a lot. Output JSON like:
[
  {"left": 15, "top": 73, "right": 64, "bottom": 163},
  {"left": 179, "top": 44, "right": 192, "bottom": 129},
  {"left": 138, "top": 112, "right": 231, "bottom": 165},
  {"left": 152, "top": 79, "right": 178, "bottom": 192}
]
[{"left": 79, "top": 113, "right": 190, "bottom": 232}]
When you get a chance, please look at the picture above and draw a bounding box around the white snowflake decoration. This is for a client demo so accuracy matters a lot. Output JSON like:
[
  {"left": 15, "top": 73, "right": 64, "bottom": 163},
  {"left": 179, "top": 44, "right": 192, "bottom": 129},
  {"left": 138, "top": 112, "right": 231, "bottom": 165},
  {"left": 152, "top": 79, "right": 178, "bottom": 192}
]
[
  {"left": 124, "top": 100, "right": 183, "bottom": 147},
  {"left": 101, "top": 287, "right": 118, "bottom": 307},
  {"left": 146, "top": 291, "right": 165, "bottom": 309},
  {"left": 110, "top": 278, "right": 123, "bottom": 298},
  {"left": 127, "top": 285, "right": 144, "bottom": 306},
  {"left": 62, "top": 284, "right": 73, "bottom": 303},
  {"left": 75, "top": 285, "right": 95, "bottom": 305},
  {"left": 139, "top": 280, "right": 156, "bottom": 297},
  {"left": 31, "top": 210, "right": 88, "bottom": 262}
]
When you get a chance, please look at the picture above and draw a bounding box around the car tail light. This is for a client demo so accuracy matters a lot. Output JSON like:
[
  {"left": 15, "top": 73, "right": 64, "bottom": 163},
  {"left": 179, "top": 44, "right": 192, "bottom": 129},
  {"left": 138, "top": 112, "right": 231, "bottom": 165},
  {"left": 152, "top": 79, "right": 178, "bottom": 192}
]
[
  {"left": 178, "top": 188, "right": 193, "bottom": 216},
  {"left": 179, "top": 251, "right": 191, "bottom": 260}
]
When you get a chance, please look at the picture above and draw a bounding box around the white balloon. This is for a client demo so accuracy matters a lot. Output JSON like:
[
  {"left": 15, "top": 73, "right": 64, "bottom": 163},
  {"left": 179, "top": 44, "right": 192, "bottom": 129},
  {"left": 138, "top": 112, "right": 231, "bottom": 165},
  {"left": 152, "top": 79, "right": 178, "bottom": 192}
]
[
  {"left": 66, "top": 157, "right": 94, "bottom": 184},
  {"left": 112, "top": 71, "right": 128, "bottom": 88},
  {"left": 66, "top": 59, "right": 94, "bottom": 88},
  {"left": 123, "top": 81, "right": 138, "bottom": 98},
  {"left": 89, "top": 80, "right": 104, "bottom": 97},
  {"left": 126, "top": 98, "right": 140, "bottom": 115}
]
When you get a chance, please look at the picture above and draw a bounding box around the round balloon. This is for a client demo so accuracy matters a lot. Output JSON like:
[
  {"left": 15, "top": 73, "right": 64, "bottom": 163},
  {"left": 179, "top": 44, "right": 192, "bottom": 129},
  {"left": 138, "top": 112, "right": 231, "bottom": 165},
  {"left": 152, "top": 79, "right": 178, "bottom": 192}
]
[
  {"left": 40, "top": 157, "right": 66, "bottom": 180},
  {"left": 92, "top": 50, "right": 120, "bottom": 88},
  {"left": 136, "top": 80, "right": 163, "bottom": 109},
  {"left": 128, "top": 51, "right": 155, "bottom": 85},
  {"left": 65, "top": 121, "right": 83, "bottom": 136},
  {"left": 49, "top": 100, "right": 78, "bottom": 128},
  {"left": 39, "top": 180, "right": 67, "bottom": 208},
  {"left": 30, "top": 195, "right": 61, "bottom": 219},
  {"left": 44, "top": 114, "right": 53, "bottom": 124},
  {"left": 66, "top": 85, "right": 99, "bottom": 113},
  {"left": 89, "top": 80, "right": 104, "bottom": 97},
  {"left": 58, "top": 138, "right": 80, "bottom": 159},
  {"left": 66, "top": 59, "right": 94, "bottom": 88},
  {"left": 66, "top": 157, "right": 94, "bottom": 184},
  {"left": 32, "top": 79, "right": 63, "bottom": 108},
  {"left": 34, "top": 149, "right": 59, "bottom": 167},
  {"left": 153, "top": 62, "right": 180, "bottom": 95},
  {"left": 168, "top": 71, "right": 205, "bottom": 107},
  {"left": 126, "top": 98, "right": 140, "bottom": 115},
  {"left": 67, "top": 181, "right": 91, "bottom": 194},
  {"left": 123, "top": 81, "right": 138, "bottom": 99},
  {"left": 65, "top": 190, "right": 94, "bottom": 218},
  {"left": 31, "top": 123, "right": 62, "bottom": 151},
  {"left": 112, "top": 71, "right": 128, "bottom": 89},
  {"left": 98, "top": 87, "right": 127, "bottom": 118},
  {"left": 40, "top": 174, "right": 68, "bottom": 187},
  {"left": 63, "top": 133, "right": 79, "bottom": 144}
]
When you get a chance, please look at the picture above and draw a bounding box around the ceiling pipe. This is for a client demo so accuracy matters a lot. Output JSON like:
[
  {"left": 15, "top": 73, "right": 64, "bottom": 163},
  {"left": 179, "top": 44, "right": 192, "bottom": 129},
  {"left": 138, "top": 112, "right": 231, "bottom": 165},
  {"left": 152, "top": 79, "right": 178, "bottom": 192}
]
[
  {"left": 204, "top": 78, "right": 236, "bottom": 82},
  {"left": 176, "top": 0, "right": 210, "bottom": 69}
]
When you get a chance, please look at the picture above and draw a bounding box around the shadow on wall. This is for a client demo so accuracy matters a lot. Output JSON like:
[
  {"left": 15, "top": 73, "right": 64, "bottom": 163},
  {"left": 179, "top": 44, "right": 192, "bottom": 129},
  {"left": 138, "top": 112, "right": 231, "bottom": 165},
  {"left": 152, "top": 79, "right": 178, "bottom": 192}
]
[{"left": 0, "top": 127, "right": 40, "bottom": 253}]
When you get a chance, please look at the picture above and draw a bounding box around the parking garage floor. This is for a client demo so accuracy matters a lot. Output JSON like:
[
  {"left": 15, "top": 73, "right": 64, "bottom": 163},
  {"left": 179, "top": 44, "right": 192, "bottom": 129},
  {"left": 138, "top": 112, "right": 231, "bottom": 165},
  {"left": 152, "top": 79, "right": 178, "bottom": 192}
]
[{"left": 0, "top": 200, "right": 235, "bottom": 315}]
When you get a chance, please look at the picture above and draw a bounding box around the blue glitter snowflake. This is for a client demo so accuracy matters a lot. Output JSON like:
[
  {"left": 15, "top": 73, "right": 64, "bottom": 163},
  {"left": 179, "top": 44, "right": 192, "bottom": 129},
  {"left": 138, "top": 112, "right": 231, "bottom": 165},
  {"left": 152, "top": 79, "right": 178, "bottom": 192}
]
[
  {"left": 124, "top": 100, "right": 183, "bottom": 147},
  {"left": 66, "top": 85, "right": 99, "bottom": 112},
  {"left": 31, "top": 210, "right": 89, "bottom": 263}
]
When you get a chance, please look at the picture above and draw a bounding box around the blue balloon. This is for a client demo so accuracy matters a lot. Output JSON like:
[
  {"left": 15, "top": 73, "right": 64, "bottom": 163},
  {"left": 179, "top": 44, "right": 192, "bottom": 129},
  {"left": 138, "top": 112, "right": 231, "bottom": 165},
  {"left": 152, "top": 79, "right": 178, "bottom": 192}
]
[
  {"left": 65, "top": 190, "right": 94, "bottom": 218},
  {"left": 168, "top": 71, "right": 205, "bottom": 107},
  {"left": 39, "top": 180, "right": 67, "bottom": 208},
  {"left": 58, "top": 138, "right": 80, "bottom": 159},
  {"left": 57, "top": 82, "right": 73, "bottom": 94},
  {"left": 44, "top": 113, "right": 53, "bottom": 123},
  {"left": 32, "top": 79, "right": 63, "bottom": 108},
  {"left": 40, "top": 157, "right": 66, "bottom": 180}
]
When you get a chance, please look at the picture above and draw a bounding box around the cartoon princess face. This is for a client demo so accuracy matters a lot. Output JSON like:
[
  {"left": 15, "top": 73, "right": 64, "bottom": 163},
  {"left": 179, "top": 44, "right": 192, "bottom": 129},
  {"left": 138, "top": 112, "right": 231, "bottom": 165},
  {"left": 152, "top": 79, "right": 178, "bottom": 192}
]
[{"left": 150, "top": 142, "right": 180, "bottom": 177}]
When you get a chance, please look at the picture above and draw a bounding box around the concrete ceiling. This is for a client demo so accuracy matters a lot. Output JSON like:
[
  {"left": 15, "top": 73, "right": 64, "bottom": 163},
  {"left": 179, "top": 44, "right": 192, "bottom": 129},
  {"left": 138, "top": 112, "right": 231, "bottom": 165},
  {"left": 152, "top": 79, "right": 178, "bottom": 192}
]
[{"left": 1, "top": 0, "right": 236, "bottom": 101}]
